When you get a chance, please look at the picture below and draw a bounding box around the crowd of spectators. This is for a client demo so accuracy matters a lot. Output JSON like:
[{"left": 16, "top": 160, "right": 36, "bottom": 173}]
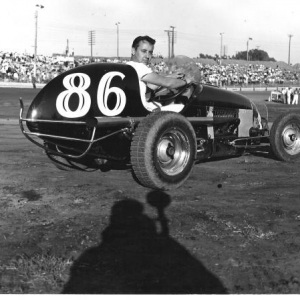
[
  {"left": 0, "top": 51, "right": 75, "bottom": 84},
  {"left": 1, "top": 50, "right": 299, "bottom": 87},
  {"left": 193, "top": 62, "right": 299, "bottom": 87}
]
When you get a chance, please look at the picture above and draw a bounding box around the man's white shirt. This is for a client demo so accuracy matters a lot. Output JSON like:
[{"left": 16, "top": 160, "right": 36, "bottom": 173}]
[{"left": 126, "top": 61, "right": 156, "bottom": 111}]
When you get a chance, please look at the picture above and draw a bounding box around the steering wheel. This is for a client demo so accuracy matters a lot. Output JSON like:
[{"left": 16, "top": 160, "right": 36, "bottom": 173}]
[{"left": 150, "top": 82, "right": 193, "bottom": 103}]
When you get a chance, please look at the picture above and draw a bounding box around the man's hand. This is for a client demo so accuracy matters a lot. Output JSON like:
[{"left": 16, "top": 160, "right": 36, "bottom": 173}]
[
  {"left": 165, "top": 72, "right": 185, "bottom": 79},
  {"left": 184, "top": 73, "right": 197, "bottom": 84},
  {"left": 166, "top": 72, "right": 196, "bottom": 85}
]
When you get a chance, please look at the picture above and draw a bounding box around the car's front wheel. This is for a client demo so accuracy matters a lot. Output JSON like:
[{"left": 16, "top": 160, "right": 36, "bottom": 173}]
[
  {"left": 131, "top": 111, "right": 197, "bottom": 190},
  {"left": 270, "top": 112, "right": 300, "bottom": 161}
]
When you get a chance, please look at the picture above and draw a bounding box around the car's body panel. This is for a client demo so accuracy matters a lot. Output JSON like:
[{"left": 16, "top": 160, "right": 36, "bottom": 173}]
[
  {"left": 26, "top": 63, "right": 149, "bottom": 121},
  {"left": 193, "top": 84, "right": 252, "bottom": 110}
]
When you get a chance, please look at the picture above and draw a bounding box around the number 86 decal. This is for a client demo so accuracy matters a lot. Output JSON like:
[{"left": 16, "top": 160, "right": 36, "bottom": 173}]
[{"left": 56, "top": 72, "right": 126, "bottom": 118}]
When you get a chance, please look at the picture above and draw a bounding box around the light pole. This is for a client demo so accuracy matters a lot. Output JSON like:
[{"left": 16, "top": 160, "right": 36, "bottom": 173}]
[
  {"left": 116, "top": 22, "right": 120, "bottom": 59},
  {"left": 246, "top": 37, "right": 252, "bottom": 61},
  {"left": 220, "top": 32, "right": 224, "bottom": 63},
  {"left": 88, "top": 30, "right": 95, "bottom": 59},
  {"left": 34, "top": 4, "right": 44, "bottom": 78},
  {"left": 288, "top": 34, "right": 293, "bottom": 65}
]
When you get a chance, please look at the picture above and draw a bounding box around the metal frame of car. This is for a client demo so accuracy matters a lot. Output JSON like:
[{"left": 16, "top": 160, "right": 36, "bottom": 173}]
[{"left": 20, "top": 99, "right": 145, "bottom": 159}]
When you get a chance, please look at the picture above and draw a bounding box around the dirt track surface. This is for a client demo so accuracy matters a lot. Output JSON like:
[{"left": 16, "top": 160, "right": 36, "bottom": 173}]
[{"left": 1, "top": 87, "right": 300, "bottom": 293}]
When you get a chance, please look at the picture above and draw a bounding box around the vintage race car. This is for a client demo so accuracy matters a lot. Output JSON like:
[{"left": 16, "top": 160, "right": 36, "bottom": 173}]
[
  {"left": 19, "top": 56, "right": 300, "bottom": 190},
  {"left": 269, "top": 90, "right": 284, "bottom": 103}
]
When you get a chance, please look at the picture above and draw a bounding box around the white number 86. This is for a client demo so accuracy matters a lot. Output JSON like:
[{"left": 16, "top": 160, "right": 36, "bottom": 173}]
[{"left": 56, "top": 71, "right": 126, "bottom": 118}]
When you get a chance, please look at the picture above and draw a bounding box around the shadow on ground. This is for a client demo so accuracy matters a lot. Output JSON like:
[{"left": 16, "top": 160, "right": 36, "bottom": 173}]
[{"left": 62, "top": 191, "right": 227, "bottom": 294}]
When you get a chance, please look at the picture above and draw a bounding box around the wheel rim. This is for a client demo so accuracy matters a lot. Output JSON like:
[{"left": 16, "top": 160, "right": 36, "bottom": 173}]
[
  {"left": 281, "top": 123, "right": 300, "bottom": 155},
  {"left": 156, "top": 128, "right": 190, "bottom": 176}
]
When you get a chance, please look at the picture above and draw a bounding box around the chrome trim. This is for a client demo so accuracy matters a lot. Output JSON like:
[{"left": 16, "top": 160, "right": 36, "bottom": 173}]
[
  {"left": 86, "top": 116, "right": 142, "bottom": 128},
  {"left": 187, "top": 117, "right": 213, "bottom": 123},
  {"left": 21, "top": 118, "right": 86, "bottom": 125}
]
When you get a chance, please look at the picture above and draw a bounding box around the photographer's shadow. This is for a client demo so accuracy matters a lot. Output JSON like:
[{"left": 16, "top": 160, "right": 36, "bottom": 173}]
[{"left": 62, "top": 191, "right": 227, "bottom": 294}]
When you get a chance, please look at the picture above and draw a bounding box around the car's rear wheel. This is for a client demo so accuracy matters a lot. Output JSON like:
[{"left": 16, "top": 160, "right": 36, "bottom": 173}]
[
  {"left": 131, "top": 111, "right": 196, "bottom": 190},
  {"left": 270, "top": 112, "right": 300, "bottom": 161}
]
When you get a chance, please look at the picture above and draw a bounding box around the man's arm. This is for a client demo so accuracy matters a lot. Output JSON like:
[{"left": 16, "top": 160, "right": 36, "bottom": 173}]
[{"left": 142, "top": 72, "right": 188, "bottom": 89}]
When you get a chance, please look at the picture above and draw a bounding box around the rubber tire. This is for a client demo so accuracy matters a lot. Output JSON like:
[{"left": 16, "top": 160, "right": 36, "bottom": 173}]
[
  {"left": 131, "top": 111, "right": 196, "bottom": 190},
  {"left": 270, "top": 112, "right": 300, "bottom": 162}
]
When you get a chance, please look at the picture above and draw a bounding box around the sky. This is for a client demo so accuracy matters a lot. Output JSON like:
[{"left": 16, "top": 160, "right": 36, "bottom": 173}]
[{"left": 1, "top": 0, "right": 300, "bottom": 64}]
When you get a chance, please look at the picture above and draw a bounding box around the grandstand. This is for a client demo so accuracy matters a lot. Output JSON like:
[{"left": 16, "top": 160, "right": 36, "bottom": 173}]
[{"left": 1, "top": 50, "right": 299, "bottom": 88}]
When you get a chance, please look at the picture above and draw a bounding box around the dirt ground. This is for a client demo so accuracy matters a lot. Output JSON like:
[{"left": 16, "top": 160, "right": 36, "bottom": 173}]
[{"left": 1, "top": 87, "right": 300, "bottom": 294}]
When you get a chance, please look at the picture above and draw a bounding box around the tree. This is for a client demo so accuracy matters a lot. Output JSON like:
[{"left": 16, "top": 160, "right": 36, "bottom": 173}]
[{"left": 232, "top": 49, "right": 276, "bottom": 61}]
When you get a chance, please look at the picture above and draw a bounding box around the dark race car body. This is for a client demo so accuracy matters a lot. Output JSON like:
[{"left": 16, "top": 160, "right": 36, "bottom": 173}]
[{"left": 20, "top": 57, "right": 300, "bottom": 190}]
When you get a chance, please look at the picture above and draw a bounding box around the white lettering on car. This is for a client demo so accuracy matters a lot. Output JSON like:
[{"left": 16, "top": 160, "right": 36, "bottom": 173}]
[
  {"left": 56, "top": 72, "right": 126, "bottom": 118},
  {"left": 56, "top": 73, "right": 91, "bottom": 118},
  {"left": 97, "top": 72, "right": 126, "bottom": 116}
]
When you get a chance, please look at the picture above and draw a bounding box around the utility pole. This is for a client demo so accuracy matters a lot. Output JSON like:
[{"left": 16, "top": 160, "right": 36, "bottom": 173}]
[
  {"left": 220, "top": 32, "right": 224, "bottom": 64},
  {"left": 116, "top": 22, "right": 120, "bottom": 59},
  {"left": 34, "top": 4, "right": 44, "bottom": 78},
  {"left": 288, "top": 34, "right": 293, "bottom": 65},
  {"left": 165, "top": 29, "right": 171, "bottom": 59},
  {"left": 65, "top": 39, "right": 69, "bottom": 56},
  {"left": 170, "top": 26, "right": 175, "bottom": 58},
  {"left": 165, "top": 26, "right": 176, "bottom": 59},
  {"left": 88, "top": 30, "right": 95, "bottom": 60},
  {"left": 223, "top": 45, "right": 227, "bottom": 57},
  {"left": 247, "top": 37, "right": 252, "bottom": 61}
]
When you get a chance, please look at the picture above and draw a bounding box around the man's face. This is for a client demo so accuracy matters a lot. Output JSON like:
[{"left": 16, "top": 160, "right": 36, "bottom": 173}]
[{"left": 131, "top": 40, "right": 154, "bottom": 65}]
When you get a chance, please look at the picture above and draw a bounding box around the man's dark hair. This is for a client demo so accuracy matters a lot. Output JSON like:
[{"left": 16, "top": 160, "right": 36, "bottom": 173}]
[{"left": 131, "top": 35, "right": 156, "bottom": 50}]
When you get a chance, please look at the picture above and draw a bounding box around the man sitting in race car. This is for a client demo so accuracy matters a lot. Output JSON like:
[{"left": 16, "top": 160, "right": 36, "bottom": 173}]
[{"left": 127, "top": 35, "right": 194, "bottom": 111}]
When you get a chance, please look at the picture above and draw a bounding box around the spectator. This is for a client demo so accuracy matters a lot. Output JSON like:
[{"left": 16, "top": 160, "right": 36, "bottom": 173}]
[
  {"left": 31, "top": 74, "right": 36, "bottom": 89},
  {"left": 13, "top": 71, "right": 19, "bottom": 81},
  {"left": 292, "top": 88, "right": 298, "bottom": 105},
  {"left": 287, "top": 87, "right": 292, "bottom": 105},
  {"left": 281, "top": 87, "right": 287, "bottom": 104}
]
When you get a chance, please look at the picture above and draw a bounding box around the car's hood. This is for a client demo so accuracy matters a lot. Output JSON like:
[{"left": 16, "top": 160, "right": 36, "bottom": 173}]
[{"left": 198, "top": 84, "right": 253, "bottom": 110}]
